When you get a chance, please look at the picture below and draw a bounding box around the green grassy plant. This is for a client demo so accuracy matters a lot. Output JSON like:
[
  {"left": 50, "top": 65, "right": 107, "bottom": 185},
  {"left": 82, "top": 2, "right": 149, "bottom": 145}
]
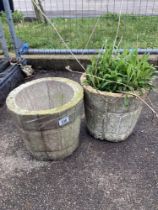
[
  {"left": 12, "top": 11, "right": 24, "bottom": 24},
  {"left": 86, "top": 47, "right": 155, "bottom": 93},
  {"left": 0, "top": 11, "right": 24, "bottom": 24}
]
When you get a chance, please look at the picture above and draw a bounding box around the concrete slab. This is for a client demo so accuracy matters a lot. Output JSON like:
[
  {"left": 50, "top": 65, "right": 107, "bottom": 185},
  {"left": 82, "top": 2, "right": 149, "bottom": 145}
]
[{"left": 0, "top": 70, "right": 158, "bottom": 210}]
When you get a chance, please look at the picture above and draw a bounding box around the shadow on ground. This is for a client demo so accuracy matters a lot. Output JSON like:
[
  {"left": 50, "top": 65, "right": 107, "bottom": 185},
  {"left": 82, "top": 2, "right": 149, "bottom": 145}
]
[{"left": 0, "top": 70, "right": 158, "bottom": 210}]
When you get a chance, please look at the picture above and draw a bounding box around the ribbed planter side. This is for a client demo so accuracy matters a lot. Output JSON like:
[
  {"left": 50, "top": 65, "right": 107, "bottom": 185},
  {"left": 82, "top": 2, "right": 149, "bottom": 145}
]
[
  {"left": 152, "top": 74, "right": 158, "bottom": 93},
  {"left": 6, "top": 77, "right": 83, "bottom": 160},
  {"left": 81, "top": 74, "right": 146, "bottom": 142}
]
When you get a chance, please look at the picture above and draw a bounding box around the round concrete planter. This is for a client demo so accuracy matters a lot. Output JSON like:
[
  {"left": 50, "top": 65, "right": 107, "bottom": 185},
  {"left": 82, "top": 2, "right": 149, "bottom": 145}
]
[
  {"left": 81, "top": 74, "right": 147, "bottom": 142},
  {"left": 6, "top": 77, "right": 83, "bottom": 160}
]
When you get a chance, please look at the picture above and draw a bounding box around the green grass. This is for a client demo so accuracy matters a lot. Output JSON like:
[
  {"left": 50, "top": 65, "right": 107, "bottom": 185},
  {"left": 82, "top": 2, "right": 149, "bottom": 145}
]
[{"left": 2, "top": 14, "right": 158, "bottom": 50}]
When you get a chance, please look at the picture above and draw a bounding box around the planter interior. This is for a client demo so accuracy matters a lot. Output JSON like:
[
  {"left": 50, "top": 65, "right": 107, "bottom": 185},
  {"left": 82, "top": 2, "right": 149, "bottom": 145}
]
[{"left": 15, "top": 80, "right": 74, "bottom": 111}]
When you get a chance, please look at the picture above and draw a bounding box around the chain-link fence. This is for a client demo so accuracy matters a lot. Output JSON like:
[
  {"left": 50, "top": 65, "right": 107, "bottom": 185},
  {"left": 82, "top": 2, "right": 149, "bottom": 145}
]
[{"left": 1, "top": 0, "right": 158, "bottom": 53}]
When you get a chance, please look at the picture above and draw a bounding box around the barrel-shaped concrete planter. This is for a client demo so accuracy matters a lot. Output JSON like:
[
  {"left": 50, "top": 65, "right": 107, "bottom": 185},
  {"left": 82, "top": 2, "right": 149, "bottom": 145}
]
[
  {"left": 6, "top": 77, "right": 83, "bottom": 160},
  {"left": 81, "top": 74, "right": 147, "bottom": 142}
]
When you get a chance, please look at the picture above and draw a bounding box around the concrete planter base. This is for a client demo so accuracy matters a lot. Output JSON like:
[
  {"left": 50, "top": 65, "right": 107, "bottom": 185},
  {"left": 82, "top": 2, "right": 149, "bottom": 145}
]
[
  {"left": 81, "top": 74, "right": 147, "bottom": 142},
  {"left": 6, "top": 77, "right": 83, "bottom": 160}
]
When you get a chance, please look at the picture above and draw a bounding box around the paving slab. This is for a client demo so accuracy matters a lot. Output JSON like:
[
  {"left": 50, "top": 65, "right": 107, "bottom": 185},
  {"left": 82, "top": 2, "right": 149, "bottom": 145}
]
[{"left": 0, "top": 70, "right": 158, "bottom": 210}]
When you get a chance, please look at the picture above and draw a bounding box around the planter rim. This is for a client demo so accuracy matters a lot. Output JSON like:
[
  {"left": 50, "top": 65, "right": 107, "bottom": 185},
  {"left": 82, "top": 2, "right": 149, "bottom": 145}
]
[
  {"left": 6, "top": 77, "right": 83, "bottom": 116},
  {"left": 80, "top": 73, "right": 147, "bottom": 98}
]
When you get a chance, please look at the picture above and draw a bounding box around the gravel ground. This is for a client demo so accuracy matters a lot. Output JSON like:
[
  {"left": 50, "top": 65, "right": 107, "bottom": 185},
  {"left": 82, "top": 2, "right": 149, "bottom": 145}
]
[{"left": 0, "top": 70, "right": 158, "bottom": 210}]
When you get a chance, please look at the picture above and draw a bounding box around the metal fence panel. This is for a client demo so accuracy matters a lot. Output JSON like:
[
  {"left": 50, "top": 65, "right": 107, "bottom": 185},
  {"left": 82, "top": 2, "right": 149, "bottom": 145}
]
[
  {"left": 13, "top": 0, "right": 158, "bottom": 17},
  {"left": 2, "top": 0, "right": 158, "bottom": 52}
]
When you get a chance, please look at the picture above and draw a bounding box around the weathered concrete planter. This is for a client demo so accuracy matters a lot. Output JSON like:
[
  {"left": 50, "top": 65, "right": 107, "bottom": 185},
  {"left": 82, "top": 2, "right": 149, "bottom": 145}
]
[
  {"left": 81, "top": 74, "right": 147, "bottom": 142},
  {"left": 6, "top": 77, "right": 83, "bottom": 160},
  {"left": 152, "top": 72, "right": 158, "bottom": 93}
]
